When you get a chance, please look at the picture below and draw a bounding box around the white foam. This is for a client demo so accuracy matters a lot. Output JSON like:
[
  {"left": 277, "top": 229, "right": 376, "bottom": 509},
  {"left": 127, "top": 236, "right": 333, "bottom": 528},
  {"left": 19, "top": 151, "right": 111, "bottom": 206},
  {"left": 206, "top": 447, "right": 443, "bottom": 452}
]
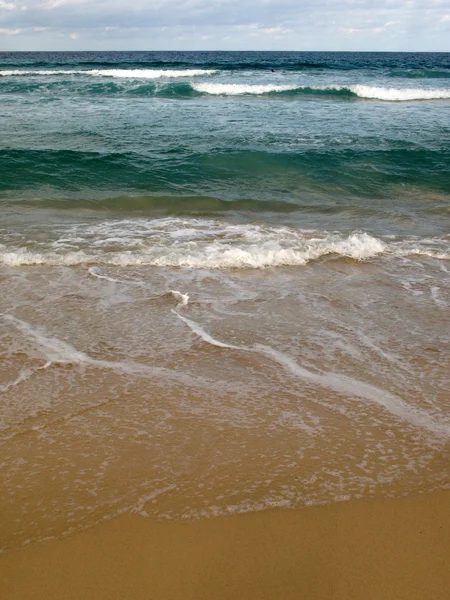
[
  {"left": 0, "top": 234, "right": 387, "bottom": 269},
  {"left": 192, "top": 82, "right": 450, "bottom": 101},
  {"left": 170, "top": 290, "right": 189, "bottom": 308},
  {"left": 173, "top": 311, "right": 243, "bottom": 349},
  {"left": 2, "top": 314, "right": 164, "bottom": 377},
  {"left": 1, "top": 220, "right": 448, "bottom": 270},
  {"left": 257, "top": 345, "right": 450, "bottom": 438},
  {"left": 1, "top": 249, "right": 90, "bottom": 267},
  {"left": 0, "top": 69, "right": 217, "bottom": 78},
  {"left": 192, "top": 83, "right": 298, "bottom": 95},
  {"left": 88, "top": 266, "right": 123, "bottom": 283},
  {"left": 349, "top": 84, "right": 450, "bottom": 101},
  {"left": 173, "top": 312, "right": 450, "bottom": 438},
  {"left": 88, "top": 266, "right": 143, "bottom": 285},
  {"left": 2, "top": 70, "right": 448, "bottom": 101},
  {"left": 2, "top": 314, "right": 224, "bottom": 395}
]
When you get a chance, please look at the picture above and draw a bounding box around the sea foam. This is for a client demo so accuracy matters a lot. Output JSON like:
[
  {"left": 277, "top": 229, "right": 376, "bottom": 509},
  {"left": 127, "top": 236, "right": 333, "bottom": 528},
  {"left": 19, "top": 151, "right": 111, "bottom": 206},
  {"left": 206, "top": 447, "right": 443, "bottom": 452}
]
[
  {"left": 173, "top": 311, "right": 450, "bottom": 438},
  {"left": 2, "top": 314, "right": 165, "bottom": 377},
  {"left": 1, "top": 219, "right": 448, "bottom": 269},
  {"left": 192, "top": 83, "right": 299, "bottom": 95},
  {"left": 0, "top": 69, "right": 217, "bottom": 78},
  {"left": 192, "top": 82, "right": 450, "bottom": 101},
  {"left": 348, "top": 84, "right": 450, "bottom": 101}
]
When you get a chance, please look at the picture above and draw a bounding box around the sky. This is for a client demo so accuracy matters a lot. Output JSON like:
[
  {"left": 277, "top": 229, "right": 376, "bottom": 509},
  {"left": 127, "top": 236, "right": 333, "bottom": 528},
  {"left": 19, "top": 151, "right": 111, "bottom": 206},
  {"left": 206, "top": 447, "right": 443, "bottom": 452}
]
[{"left": 0, "top": 0, "right": 449, "bottom": 52}]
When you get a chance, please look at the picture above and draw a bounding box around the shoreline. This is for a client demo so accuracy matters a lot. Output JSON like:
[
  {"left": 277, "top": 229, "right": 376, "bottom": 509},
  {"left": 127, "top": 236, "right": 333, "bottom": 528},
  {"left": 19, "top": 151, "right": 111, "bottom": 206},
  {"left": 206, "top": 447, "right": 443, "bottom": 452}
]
[{"left": 1, "top": 490, "right": 449, "bottom": 600}]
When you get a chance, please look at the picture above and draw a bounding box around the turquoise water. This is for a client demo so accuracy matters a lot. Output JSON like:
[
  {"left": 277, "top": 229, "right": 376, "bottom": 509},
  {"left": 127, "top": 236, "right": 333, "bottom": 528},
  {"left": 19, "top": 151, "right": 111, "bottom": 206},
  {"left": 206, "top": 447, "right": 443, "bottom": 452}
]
[
  {"left": 1, "top": 52, "right": 449, "bottom": 236},
  {"left": 0, "top": 52, "right": 449, "bottom": 550}
]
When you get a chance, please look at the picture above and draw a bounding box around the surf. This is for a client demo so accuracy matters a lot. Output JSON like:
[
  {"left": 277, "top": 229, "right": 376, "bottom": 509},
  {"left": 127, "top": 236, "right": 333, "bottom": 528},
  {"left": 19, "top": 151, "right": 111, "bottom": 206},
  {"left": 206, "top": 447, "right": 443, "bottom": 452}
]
[
  {"left": 1, "top": 219, "right": 449, "bottom": 268},
  {"left": 0, "top": 68, "right": 217, "bottom": 78},
  {"left": 192, "top": 82, "right": 450, "bottom": 101}
]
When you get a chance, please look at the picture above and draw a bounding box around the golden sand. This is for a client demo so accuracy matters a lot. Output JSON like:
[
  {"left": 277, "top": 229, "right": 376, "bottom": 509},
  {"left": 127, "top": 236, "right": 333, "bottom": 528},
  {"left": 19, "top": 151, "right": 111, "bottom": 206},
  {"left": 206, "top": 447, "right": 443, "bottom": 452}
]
[{"left": 1, "top": 490, "right": 449, "bottom": 600}]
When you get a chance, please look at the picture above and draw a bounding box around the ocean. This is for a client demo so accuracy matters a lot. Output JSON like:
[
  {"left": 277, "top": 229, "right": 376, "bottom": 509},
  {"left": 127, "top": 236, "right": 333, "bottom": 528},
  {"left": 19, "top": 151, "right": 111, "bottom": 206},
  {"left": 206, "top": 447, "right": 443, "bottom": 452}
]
[{"left": 0, "top": 51, "right": 449, "bottom": 550}]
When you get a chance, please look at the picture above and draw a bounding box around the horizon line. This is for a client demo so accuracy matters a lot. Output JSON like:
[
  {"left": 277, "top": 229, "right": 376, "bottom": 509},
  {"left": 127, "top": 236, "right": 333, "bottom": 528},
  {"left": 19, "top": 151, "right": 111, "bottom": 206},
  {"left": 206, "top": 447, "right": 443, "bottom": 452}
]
[{"left": 1, "top": 49, "right": 449, "bottom": 53}]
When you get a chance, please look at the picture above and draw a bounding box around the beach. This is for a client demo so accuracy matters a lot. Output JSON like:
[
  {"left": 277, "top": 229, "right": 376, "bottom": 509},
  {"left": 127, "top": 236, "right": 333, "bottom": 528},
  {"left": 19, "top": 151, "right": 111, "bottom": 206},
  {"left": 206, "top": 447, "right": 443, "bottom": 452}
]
[
  {"left": 1, "top": 490, "right": 449, "bottom": 599},
  {"left": 0, "top": 50, "right": 449, "bottom": 596}
]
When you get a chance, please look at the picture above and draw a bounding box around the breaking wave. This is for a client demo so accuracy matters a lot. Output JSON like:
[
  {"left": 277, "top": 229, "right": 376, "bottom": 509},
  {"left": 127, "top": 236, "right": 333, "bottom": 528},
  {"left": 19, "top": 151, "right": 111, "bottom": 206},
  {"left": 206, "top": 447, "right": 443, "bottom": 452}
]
[
  {"left": 0, "top": 68, "right": 217, "bottom": 78},
  {"left": 1, "top": 72, "right": 449, "bottom": 102},
  {"left": 193, "top": 82, "right": 450, "bottom": 101},
  {"left": 192, "top": 83, "right": 301, "bottom": 95},
  {"left": 1, "top": 219, "right": 448, "bottom": 269}
]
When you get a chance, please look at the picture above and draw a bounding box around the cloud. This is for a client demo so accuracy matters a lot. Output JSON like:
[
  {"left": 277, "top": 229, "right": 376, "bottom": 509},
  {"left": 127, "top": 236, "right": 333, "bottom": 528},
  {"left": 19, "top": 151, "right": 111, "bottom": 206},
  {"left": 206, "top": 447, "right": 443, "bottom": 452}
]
[
  {"left": 0, "top": 26, "right": 20, "bottom": 33},
  {"left": 0, "top": 1, "right": 16, "bottom": 10},
  {"left": 342, "top": 19, "right": 401, "bottom": 35},
  {"left": 260, "top": 26, "right": 292, "bottom": 35},
  {"left": 0, "top": 0, "right": 449, "bottom": 50}
]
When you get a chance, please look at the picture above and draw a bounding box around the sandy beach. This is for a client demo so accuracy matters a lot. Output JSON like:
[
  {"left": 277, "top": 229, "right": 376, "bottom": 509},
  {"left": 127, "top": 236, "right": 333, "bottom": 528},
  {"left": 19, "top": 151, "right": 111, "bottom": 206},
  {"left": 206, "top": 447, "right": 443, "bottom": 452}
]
[
  {"left": 1, "top": 49, "right": 449, "bottom": 600},
  {"left": 1, "top": 490, "right": 449, "bottom": 600}
]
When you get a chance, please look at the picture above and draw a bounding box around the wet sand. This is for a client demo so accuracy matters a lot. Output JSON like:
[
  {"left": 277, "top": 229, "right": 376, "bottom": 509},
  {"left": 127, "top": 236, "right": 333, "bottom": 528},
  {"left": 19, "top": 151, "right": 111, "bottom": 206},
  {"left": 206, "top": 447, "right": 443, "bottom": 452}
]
[{"left": 1, "top": 490, "right": 449, "bottom": 600}]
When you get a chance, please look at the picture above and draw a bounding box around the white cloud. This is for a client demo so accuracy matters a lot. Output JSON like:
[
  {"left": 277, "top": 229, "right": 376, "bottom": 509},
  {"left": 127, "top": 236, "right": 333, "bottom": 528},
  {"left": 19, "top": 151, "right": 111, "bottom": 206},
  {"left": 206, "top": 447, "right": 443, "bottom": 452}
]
[
  {"left": 260, "top": 26, "right": 291, "bottom": 35},
  {"left": 44, "top": 0, "right": 88, "bottom": 7},
  {"left": 0, "top": 0, "right": 449, "bottom": 50},
  {"left": 0, "top": 0, "right": 15, "bottom": 9}
]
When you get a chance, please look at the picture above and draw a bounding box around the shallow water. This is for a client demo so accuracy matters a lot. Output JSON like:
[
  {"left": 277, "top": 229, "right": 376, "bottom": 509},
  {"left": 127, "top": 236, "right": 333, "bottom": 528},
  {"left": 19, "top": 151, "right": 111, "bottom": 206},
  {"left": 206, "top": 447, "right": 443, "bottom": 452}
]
[{"left": 0, "top": 51, "right": 449, "bottom": 550}]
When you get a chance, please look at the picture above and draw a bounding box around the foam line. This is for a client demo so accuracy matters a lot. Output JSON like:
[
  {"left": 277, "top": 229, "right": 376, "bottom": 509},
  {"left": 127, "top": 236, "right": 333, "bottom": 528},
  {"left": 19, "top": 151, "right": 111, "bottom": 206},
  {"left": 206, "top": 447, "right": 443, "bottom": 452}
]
[
  {"left": 1, "top": 315, "right": 226, "bottom": 397},
  {"left": 0, "top": 367, "right": 36, "bottom": 393},
  {"left": 3, "top": 314, "right": 165, "bottom": 378},
  {"left": 2, "top": 228, "right": 449, "bottom": 269},
  {"left": 174, "top": 313, "right": 450, "bottom": 438},
  {"left": 0, "top": 69, "right": 217, "bottom": 78},
  {"left": 133, "top": 485, "right": 177, "bottom": 516},
  {"left": 88, "top": 267, "right": 144, "bottom": 285},
  {"left": 88, "top": 267, "right": 124, "bottom": 284},
  {"left": 172, "top": 311, "right": 244, "bottom": 349},
  {"left": 257, "top": 345, "right": 450, "bottom": 437}
]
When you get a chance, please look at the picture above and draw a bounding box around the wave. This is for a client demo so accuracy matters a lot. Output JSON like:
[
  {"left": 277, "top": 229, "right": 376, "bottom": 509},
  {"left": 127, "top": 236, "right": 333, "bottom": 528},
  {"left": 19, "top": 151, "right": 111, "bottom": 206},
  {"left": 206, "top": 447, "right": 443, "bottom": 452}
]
[
  {"left": 0, "top": 193, "right": 304, "bottom": 214},
  {"left": 1, "top": 220, "right": 449, "bottom": 269},
  {"left": 0, "top": 68, "right": 217, "bottom": 78},
  {"left": 191, "top": 82, "right": 354, "bottom": 97},
  {"left": 192, "top": 82, "right": 450, "bottom": 101},
  {"left": 347, "top": 84, "right": 450, "bottom": 101},
  {"left": 2, "top": 56, "right": 449, "bottom": 77},
  {"left": 2, "top": 75, "right": 449, "bottom": 102},
  {"left": 1, "top": 146, "right": 447, "bottom": 200},
  {"left": 193, "top": 83, "right": 300, "bottom": 95}
]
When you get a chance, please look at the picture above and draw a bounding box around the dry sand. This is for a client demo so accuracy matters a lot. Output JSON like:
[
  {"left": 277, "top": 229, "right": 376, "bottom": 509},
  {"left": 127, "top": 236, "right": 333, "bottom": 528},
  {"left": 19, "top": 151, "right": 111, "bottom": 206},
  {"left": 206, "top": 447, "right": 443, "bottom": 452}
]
[{"left": 1, "top": 490, "right": 449, "bottom": 600}]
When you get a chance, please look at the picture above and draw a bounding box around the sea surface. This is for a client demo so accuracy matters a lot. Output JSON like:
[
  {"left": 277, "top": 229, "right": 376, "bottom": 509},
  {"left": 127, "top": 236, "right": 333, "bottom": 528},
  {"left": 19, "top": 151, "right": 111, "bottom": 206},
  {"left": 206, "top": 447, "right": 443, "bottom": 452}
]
[{"left": 0, "top": 51, "right": 449, "bottom": 550}]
